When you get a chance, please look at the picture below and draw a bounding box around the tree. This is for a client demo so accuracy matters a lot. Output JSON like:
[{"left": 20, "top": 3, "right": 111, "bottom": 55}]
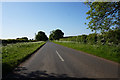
[
  {"left": 49, "top": 29, "right": 64, "bottom": 40},
  {"left": 35, "top": 31, "right": 48, "bottom": 41},
  {"left": 21, "top": 37, "right": 28, "bottom": 41},
  {"left": 85, "top": 2, "right": 120, "bottom": 32},
  {"left": 49, "top": 32, "right": 54, "bottom": 40}
]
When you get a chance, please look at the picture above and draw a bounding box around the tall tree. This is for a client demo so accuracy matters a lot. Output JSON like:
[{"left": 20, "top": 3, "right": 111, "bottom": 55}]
[
  {"left": 35, "top": 31, "right": 48, "bottom": 41},
  {"left": 49, "top": 29, "right": 64, "bottom": 40},
  {"left": 85, "top": 2, "right": 120, "bottom": 32}
]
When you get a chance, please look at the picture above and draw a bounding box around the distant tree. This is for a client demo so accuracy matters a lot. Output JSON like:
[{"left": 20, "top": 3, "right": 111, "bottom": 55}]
[
  {"left": 16, "top": 37, "right": 28, "bottom": 42},
  {"left": 49, "top": 32, "right": 54, "bottom": 40},
  {"left": 49, "top": 29, "right": 64, "bottom": 40},
  {"left": 21, "top": 37, "right": 28, "bottom": 41},
  {"left": 85, "top": 2, "right": 120, "bottom": 32},
  {"left": 35, "top": 31, "right": 48, "bottom": 41}
]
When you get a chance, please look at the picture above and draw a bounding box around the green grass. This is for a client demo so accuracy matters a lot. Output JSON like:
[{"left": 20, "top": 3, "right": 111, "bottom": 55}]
[
  {"left": 53, "top": 41, "right": 120, "bottom": 63},
  {"left": 2, "top": 41, "right": 46, "bottom": 75}
]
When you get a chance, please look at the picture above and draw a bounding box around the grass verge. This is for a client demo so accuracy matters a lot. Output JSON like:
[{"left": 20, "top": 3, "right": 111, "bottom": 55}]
[
  {"left": 53, "top": 41, "right": 120, "bottom": 63},
  {"left": 2, "top": 41, "right": 46, "bottom": 75}
]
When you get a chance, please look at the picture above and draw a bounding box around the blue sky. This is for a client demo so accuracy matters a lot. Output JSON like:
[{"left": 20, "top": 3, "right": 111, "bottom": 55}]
[{"left": 2, "top": 2, "right": 93, "bottom": 39}]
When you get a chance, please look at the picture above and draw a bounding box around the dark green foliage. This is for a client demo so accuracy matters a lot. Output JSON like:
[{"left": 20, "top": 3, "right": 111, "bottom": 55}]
[
  {"left": 85, "top": 2, "right": 120, "bottom": 32},
  {"left": 35, "top": 31, "right": 48, "bottom": 41},
  {"left": 21, "top": 37, "right": 28, "bottom": 41},
  {"left": 49, "top": 29, "right": 64, "bottom": 40},
  {"left": 59, "top": 29, "right": 120, "bottom": 45},
  {"left": 80, "top": 35, "right": 87, "bottom": 43},
  {"left": 2, "top": 39, "right": 30, "bottom": 46},
  {"left": 49, "top": 32, "right": 54, "bottom": 40},
  {"left": 16, "top": 37, "right": 29, "bottom": 42},
  {"left": 87, "top": 33, "right": 97, "bottom": 44},
  {"left": 97, "top": 34, "right": 106, "bottom": 45},
  {"left": 103, "top": 29, "right": 120, "bottom": 45}
]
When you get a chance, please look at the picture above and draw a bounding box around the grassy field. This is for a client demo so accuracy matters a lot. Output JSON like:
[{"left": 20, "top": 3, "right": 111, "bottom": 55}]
[
  {"left": 53, "top": 41, "right": 120, "bottom": 63},
  {"left": 2, "top": 41, "right": 46, "bottom": 75}
]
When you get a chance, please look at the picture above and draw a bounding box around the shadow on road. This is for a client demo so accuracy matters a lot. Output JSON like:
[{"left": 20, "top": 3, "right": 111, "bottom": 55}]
[{"left": 2, "top": 66, "right": 98, "bottom": 80}]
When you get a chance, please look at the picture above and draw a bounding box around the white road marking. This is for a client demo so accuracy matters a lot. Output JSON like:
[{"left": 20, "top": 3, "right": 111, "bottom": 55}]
[{"left": 56, "top": 50, "right": 64, "bottom": 61}]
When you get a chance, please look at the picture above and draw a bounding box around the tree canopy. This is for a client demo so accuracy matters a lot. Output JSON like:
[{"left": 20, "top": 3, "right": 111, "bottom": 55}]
[
  {"left": 35, "top": 31, "right": 48, "bottom": 41},
  {"left": 85, "top": 2, "right": 120, "bottom": 32},
  {"left": 49, "top": 29, "right": 64, "bottom": 40}
]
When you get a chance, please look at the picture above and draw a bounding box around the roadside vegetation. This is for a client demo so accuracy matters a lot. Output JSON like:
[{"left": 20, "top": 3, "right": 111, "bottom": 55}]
[
  {"left": 53, "top": 41, "right": 120, "bottom": 63},
  {"left": 2, "top": 41, "right": 46, "bottom": 75},
  {"left": 53, "top": 29, "right": 120, "bottom": 63},
  {"left": 1, "top": 37, "right": 36, "bottom": 46}
]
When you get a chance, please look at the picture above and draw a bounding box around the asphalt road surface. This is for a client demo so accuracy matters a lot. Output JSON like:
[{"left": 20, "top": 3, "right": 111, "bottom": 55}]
[{"left": 5, "top": 41, "right": 119, "bottom": 79}]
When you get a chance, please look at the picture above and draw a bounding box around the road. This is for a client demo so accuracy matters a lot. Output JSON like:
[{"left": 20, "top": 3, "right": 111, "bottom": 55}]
[{"left": 5, "top": 41, "right": 119, "bottom": 79}]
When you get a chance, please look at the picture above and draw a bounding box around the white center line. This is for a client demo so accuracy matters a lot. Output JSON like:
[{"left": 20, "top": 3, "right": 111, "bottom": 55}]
[{"left": 56, "top": 50, "right": 64, "bottom": 61}]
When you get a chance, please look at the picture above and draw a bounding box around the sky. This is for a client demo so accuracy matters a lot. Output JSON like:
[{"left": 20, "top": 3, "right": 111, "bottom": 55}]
[{"left": 2, "top": 2, "right": 93, "bottom": 39}]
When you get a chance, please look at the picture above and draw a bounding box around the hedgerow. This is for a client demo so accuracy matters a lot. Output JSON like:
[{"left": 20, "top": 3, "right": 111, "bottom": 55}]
[{"left": 59, "top": 29, "right": 120, "bottom": 45}]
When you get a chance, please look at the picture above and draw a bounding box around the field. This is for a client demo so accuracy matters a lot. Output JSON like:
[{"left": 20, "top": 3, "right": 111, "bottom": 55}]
[
  {"left": 2, "top": 41, "right": 46, "bottom": 75},
  {"left": 53, "top": 41, "right": 120, "bottom": 63}
]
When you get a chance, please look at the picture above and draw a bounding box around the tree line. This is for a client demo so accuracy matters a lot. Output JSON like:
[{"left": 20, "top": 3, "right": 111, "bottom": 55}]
[
  {"left": 59, "top": 29, "right": 120, "bottom": 45},
  {"left": 1, "top": 29, "right": 64, "bottom": 46},
  {"left": 1, "top": 37, "right": 35, "bottom": 46}
]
